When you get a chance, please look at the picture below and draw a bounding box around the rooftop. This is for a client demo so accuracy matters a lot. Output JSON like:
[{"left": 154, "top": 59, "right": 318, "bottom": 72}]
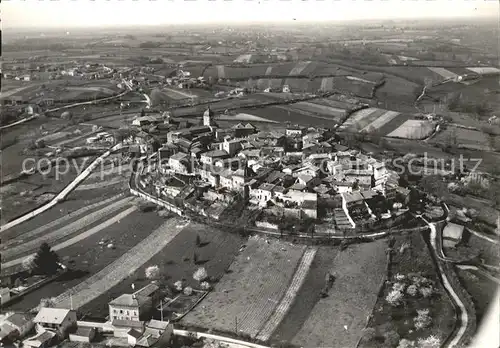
[
  {"left": 259, "top": 183, "right": 275, "bottom": 191},
  {"left": 6, "top": 313, "right": 33, "bottom": 328},
  {"left": 34, "top": 308, "right": 74, "bottom": 325},
  {"left": 109, "top": 294, "right": 147, "bottom": 308},
  {"left": 203, "top": 149, "right": 229, "bottom": 158},
  {"left": 342, "top": 191, "right": 364, "bottom": 204}
]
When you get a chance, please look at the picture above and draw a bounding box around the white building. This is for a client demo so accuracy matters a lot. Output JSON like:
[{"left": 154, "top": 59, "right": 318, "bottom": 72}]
[{"left": 34, "top": 308, "right": 77, "bottom": 337}]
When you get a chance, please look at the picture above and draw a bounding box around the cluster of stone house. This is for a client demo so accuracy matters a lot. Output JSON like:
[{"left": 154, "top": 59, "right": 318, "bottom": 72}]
[
  {"left": 129, "top": 107, "right": 410, "bottom": 228},
  {"left": 0, "top": 283, "right": 172, "bottom": 348}
]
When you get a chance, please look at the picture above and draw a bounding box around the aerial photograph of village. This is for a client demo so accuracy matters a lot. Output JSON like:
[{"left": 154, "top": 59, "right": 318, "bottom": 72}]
[{"left": 0, "top": 1, "right": 499, "bottom": 348}]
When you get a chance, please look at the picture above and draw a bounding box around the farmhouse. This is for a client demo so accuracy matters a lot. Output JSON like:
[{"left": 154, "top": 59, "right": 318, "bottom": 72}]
[
  {"left": 34, "top": 308, "right": 77, "bottom": 337},
  {"left": 109, "top": 283, "right": 160, "bottom": 323},
  {"left": 3, "top": 313, "right": 34, "bottom": 339}
]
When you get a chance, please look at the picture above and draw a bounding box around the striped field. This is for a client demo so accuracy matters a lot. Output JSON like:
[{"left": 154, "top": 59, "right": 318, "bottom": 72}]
[{"left": 182, "top": 236, "right": 306, "bottom": 338}]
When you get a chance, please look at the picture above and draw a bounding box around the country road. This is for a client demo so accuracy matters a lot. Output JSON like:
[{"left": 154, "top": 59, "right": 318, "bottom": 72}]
[{"left": 422, "top": 217, "right": 469, "bottom": 348}]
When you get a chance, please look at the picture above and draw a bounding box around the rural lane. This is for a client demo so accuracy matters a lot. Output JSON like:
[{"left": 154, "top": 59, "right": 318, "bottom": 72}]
[
  {"left": 423, "top": 218, "right": 469, "bottom": 348},
  {"left": 0, "top": 143, "right": 123, "bottom": 234}
]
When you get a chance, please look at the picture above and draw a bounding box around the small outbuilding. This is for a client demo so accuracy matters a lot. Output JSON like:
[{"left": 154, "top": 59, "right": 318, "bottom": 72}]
[
  {"left": 69, "top": 327, "right": 96, "bottom": 343},
  {"left": 442, "top": 222, "right": 465, "bottom": 248}
]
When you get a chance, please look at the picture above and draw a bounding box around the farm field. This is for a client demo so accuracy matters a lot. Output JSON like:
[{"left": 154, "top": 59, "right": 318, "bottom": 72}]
[
  {"left": 292, "top": 240, "right": 388, "bottom": 348},
  {"left": 359, "top": 232, "right": 455, "bottom": 348},
  {"left": 79, "top": 223, "right": 245, "bottom": 318},
  {"left": 270, "top": 247, "right": 340, "bottom": 344},
  {"left": 52, "top": 216, "right": 190, "bottom": 311},
  {"left": 2, "top": 196, "right": 135, "bottom": 265},
  {"left": 0, "top": 155, "right": 94, "bottom": 224},
  {"left": 386, "top": 120, "right": 436, "bottom": 139},
  {"left": 1, "top": 193, "right": 127, "bottom": 242},
  {"left": 456, "top": 268, "right": 499, "bottom": 326},
  {"left": 3, "top": 208, "right": 166, "bottom": 311},
  {"left": 285, "top": 101, "right": 348, "bottom": 120},
  {"left": 264, "top": 105, "right": 341, "bottom": 127},
  {"left": 182, "top": 236, "right": 306, "bottom": 338},
  {"left": 339, "top": 107, "right": 415, "bottom": 137},
  {"left": 429, "top": 126, "right": 492, "bottom": 151}
]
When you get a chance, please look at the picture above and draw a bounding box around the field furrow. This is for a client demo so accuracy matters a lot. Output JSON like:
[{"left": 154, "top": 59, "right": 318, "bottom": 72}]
[
  {"left": 256, "top": 247, "right": 318, "bottom": 342},
  {"left": 52, "top": 217, "right": 187, "bottom": 310}
]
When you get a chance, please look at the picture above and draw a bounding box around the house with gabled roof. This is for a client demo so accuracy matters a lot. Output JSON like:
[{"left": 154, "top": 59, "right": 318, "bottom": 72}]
[{"left": 34, "top": 308, "right": 77, "bottom": 337}]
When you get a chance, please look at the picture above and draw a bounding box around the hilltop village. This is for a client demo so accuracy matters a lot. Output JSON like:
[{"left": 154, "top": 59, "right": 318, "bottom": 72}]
[{"left": 132, "top": 107, "right": 412, "bottom": 234}]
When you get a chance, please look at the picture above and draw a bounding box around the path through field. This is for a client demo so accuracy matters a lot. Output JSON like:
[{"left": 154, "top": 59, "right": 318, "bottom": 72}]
[
  {"left": 52, "top": 217, "right": 188, "bottom": 310},
  {"left": 255, "top": 247, "right": 317, "bottom": 342}
]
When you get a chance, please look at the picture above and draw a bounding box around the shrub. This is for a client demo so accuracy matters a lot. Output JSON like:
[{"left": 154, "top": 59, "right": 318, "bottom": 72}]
[
  {"left": 393, "top": 282, "right": 406, "bottom": 292},
  {"left": 395, "top": 273, "right": 406, "bottom": 281},
  {"left": 384, "top": 330, "right": 400, "bottom": 347},
  {"left": 414, "top": 309, "right": 432, "bottom": 330},
  {"left": 174, "top": 280, "right": 184, "bottom": 291},
  {"left": 362, "top": 327, "right": 377, "bottom": 342},
  {"left": 200, "top": 281, "right": 211, "bottom": 290},
  {"left": 406, "top": 284, "right": 418, "bottom": 297},
  {"left": 22, "top": 255, "right": 36, "bottom": 272},
  {"left": 193, "top": 267, "right": 208, "bottom": 282},
  {"left": 183, "top": 286, "right": 193, "bottom": 296},
  {"left": 145, "top": 265, "right": 160, "bottom": 280},
  {"left": 417, "top": 335, "right": 441, "bottom": 348},
  {"left": 40, "top": 297, "right": 56, "bottom": 308},
  {"left": 386, "top": 289, "right": 404, "bottom": 306},
  {"left": 397, "top": 339, "right": 416, "bottom": 348},
  {"left": 399, "top": 242, "right": 410, "bottom": 254},
  {"left": 419, "top": 286, "right": 433, "bottom": 298}
]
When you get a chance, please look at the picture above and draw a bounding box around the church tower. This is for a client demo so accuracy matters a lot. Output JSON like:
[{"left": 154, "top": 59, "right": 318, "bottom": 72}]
[{"left": 203, "top": 106, "right": 215, "bottom": 127}]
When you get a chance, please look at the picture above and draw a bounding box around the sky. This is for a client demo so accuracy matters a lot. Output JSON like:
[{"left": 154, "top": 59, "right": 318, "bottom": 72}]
[{"left": 2, "top": 0, "right": 498, "bottom": 29}]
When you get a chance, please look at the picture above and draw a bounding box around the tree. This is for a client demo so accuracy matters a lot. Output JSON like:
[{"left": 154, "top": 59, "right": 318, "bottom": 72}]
[
  {"left": 22, "top": 255, "right": 36, "bottom": 272},
  {"left": 193, "top": 267, "right": 208, "bottom": 282},
  {"left": 414, "top": 308, "right": 432, "bottom": 330},
  {"left": 39, "top": 297, "right": 56, "bottom": 308},
  {"left": 145, "top": 265, "right": 160, "bottom": 280},
  {"left": 397, "top": 339, "right": 416, "bottom": 348},
  {"left": 384, "top": 330, "right": 400, "bottom": 348},
  {"left": 32, "top": 242, "right": 60, "bottom": 275},
  {"left": 417, "top": 335, "right": 441, "bottom": 348},
  {"left": 386, "top": 288, "right": 404, "bottom": 306}
]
